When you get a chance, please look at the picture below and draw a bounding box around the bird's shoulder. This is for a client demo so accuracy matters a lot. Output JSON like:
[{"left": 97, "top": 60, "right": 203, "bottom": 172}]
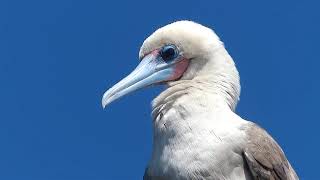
[{"left": 242, "top": 122, "right": 298, "bottom": 180}]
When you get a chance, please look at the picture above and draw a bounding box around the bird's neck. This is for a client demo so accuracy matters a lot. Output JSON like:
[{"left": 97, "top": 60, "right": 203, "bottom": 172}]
[{"left": 151, "top": 81, "right": 232, "bottom": 129}]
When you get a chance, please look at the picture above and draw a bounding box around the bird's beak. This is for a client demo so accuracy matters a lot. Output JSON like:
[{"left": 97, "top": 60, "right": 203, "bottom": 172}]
[{"left": 102, "top": 51, "right": 181, "bottom": 108}]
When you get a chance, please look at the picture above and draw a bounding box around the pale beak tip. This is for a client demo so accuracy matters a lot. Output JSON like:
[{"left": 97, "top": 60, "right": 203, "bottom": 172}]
[
  {"left": 101, "top": 92, "right": 111, "bottom": 109},
  {"left": 102, "top": 101, "right": 107, "bottom": 109},
  {"left": 102, "top": 98, "right": 111, "bottom": 109}
]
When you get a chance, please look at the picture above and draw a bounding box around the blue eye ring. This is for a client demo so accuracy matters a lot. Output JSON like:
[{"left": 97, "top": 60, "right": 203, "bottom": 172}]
[{"left": 160, "top": 45, "right": 179, "bottom": 62}]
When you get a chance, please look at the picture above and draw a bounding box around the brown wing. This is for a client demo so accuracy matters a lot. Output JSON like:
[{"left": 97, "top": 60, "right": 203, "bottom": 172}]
[{"left": 243, "top": 123, "right": 298, "bottom": 180}]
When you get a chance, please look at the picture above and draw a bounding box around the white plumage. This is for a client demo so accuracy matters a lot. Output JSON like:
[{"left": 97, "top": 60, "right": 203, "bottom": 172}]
[{"left": 102, "top": 21, "right": 298, "bottom": 180}]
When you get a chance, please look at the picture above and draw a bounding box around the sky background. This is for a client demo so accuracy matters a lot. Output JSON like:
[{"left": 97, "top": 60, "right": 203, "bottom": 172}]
[{"left": 0, "top": 0, "right": 319, "bottom": 179}]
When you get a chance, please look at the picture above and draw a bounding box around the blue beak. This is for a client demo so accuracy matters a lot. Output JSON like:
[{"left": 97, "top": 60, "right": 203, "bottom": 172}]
[{"left": 102, "top": 52, "right": 175, "bottom": 108}]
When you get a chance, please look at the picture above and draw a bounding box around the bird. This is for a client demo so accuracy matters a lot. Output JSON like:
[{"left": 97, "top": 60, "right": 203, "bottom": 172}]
[{"left": 102, "top": 21, "right": 298, "bottom": 180}]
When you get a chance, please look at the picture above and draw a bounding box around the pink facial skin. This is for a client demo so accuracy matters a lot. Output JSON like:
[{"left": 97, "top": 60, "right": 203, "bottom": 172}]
[
  {"left": 141, "top": 49, "right": 160, "bottom": 60},
  {"left": 169, "top": 57, "right": 189, "bottom": 81}
]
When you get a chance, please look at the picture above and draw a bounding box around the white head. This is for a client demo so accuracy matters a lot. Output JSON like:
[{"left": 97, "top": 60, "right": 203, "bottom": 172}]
[
  {"left": 139, "top": 21, "right": 222, "bottom": 61},
  {"left": 102, "top": 21, "right": 240, "bottom": 111}
]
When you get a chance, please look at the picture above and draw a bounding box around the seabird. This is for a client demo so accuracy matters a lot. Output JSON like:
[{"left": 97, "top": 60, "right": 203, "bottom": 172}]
[{"left": 102, "top": 21, "right": 298, "bottom": 180}]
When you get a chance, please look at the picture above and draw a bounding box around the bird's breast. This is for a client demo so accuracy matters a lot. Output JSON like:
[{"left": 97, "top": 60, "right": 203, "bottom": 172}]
[{"left": 147, "top": 105, "right": 249, "bottom": 179}]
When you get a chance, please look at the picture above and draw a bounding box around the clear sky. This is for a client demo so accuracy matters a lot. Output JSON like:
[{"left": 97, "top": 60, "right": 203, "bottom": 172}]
[{"left": 0, "top": 0, "right": 319, "bottom": 179}]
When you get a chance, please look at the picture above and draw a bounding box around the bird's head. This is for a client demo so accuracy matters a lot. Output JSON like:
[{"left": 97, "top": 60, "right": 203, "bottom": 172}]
[{"left": 102, "top": 21, "right": 239, "bottom": 109}]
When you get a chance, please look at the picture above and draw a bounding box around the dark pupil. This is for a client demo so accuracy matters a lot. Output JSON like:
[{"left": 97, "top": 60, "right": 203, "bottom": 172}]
[{"left": 161, "top": 47, "right": 176, "bottom": 61}]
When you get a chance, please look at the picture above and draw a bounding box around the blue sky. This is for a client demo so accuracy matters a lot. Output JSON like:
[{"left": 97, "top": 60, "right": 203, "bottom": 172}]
[{"left": 0, "top": 0, "right": 319, "bottom": 179}]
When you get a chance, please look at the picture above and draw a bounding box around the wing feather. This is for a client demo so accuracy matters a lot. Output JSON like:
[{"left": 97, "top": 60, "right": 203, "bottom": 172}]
[{"left": 243, "top": 123, "right": 298, "bottom": 180}]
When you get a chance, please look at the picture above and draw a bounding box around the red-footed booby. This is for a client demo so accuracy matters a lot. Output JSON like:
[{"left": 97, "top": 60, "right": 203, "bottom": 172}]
[{"left": 102, "top": 21, "right": 298, "bottom": 180}]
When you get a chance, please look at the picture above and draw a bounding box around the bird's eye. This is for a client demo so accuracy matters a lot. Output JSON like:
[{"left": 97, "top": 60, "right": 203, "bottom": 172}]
[{"left": 160, "top": 45, "right": 178, "bottom": 62}]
